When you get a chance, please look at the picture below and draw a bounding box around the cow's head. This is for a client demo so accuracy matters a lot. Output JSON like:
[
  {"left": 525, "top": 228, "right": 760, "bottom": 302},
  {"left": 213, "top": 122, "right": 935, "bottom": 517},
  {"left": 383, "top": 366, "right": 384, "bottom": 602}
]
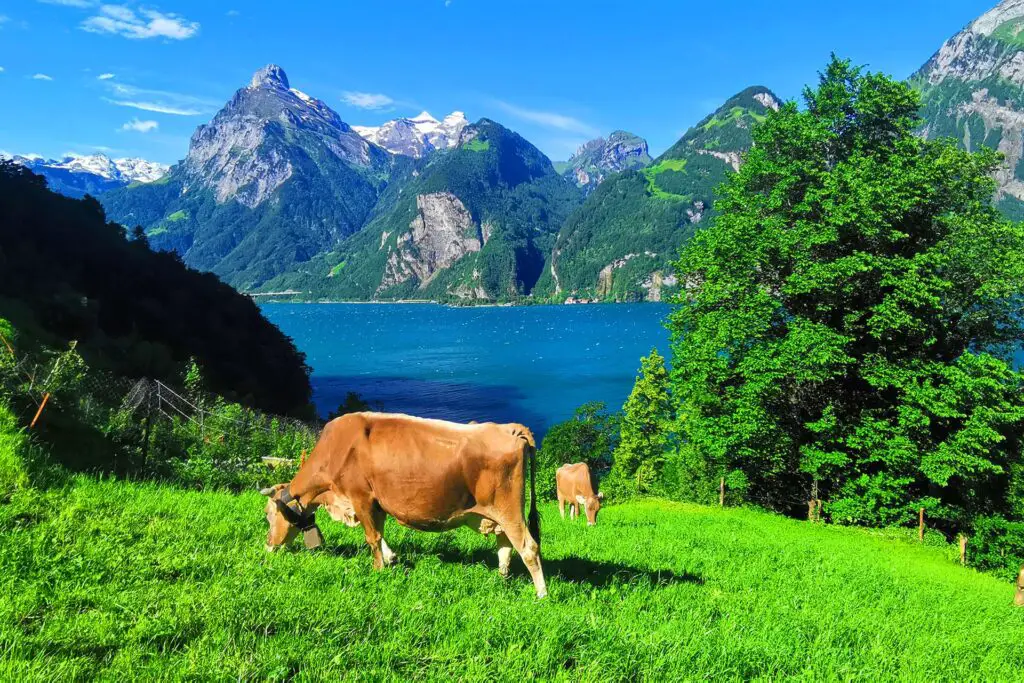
[
  {"left": 576, "top": 491, "right": 605, "bottom": 526},
  {"left": 260, "top": 484, "right": 299, "bottom": 550},
  {"left": 260, "top": 484, "right": 325, "bottom": 551}
]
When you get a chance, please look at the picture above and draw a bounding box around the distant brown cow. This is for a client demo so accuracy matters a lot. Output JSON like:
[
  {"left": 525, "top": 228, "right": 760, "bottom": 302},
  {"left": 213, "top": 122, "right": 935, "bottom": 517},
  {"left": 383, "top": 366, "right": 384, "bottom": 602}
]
[
  {"left": 1015, "top": 565, "right": 1024, "bottom": 607},
  {"left": 556, "top": 462, "right": 603, "bottom": 526},
  {"left": 260, "top": 412, "right": 547, "bottom": 598}
]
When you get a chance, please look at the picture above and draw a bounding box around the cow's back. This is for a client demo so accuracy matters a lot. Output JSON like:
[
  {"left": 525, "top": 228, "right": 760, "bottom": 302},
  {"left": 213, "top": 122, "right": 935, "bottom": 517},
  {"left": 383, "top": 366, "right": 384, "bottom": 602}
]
[
  {"left": 557, "top": 462, "right": 595, "bottom": 499},
  {"left": 344, "top": 413, "right": 527, "bottom": 529}
]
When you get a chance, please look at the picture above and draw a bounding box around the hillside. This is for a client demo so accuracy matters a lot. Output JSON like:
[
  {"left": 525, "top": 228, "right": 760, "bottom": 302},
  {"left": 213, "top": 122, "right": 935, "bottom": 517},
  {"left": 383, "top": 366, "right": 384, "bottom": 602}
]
[
  {"left": 913, "top": 0, "right": 1024, "bottom": 219},
  {"left": 1, "top": 482, "right": 1020, "bottom": 679},
  {"left": 100, "top": 65, "right": 393, "bottom": 290},
  {"left": 534, "top": 86, "right": 781, "bottom": 301},
  {"left": 261, "top": 119, "right": 583, "bottom": 301},
  {"left": 0, "top": 160, "right": 311, "bottom": 417}
]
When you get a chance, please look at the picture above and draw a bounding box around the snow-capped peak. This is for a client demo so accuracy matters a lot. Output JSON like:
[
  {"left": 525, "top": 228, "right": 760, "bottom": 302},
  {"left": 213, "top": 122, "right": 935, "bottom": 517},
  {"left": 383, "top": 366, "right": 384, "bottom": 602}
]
[
  {"left": 8, "top": 151, "right": 169, "bottom": 184},
  {"left": 352, "top": 110, "right": 470, "bottom": 158}
]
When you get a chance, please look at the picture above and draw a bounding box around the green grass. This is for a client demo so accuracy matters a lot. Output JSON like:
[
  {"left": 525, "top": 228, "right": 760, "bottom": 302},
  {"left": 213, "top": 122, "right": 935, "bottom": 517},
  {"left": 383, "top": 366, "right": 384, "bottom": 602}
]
[
  {"left": 328, "top": 261, "right": 346, "bottom": 278},
  {"left": 702, "top": 106, "right": 767, "bottom": 130},
  {"left": 1, "top": 479, "right": 1022, "bottom": 680},
  {"left": 641, "top": 158, "right": 689, "bottom": 199},
  {"left": 165, "top": 210, "right": 187, "bottom": 222},
  {"left": 992, "top": 19, "right": 1024, "bottom": 47},
  {"left": 462, "top": 139, "right": 490, "bottom": 152},
  {"left": 144, "top": 226, "right": 168, "bottom": 237}
]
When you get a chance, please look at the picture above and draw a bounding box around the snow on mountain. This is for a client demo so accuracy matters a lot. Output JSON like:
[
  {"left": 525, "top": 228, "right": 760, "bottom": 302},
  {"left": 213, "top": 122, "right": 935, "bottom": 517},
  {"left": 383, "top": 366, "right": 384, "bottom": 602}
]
[
  {"left": 3, "top": 152, "right": 169, "bottom": 197},
  {"left": 353, "top": 110, "right": 469, "bottom": 157}
]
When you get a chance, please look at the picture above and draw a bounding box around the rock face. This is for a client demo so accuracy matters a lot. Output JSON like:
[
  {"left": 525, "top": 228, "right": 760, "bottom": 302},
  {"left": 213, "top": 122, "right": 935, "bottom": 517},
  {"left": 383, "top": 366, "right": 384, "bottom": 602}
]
[
  {"left": 380, "top": 192, "right": 482, "bottom": 291},
  {"left": 8, "top": 153, "right": 168, "bottom": 198},
  {"left": 184, "top": 64, "right": 385, "bottom": 208},
  {"left": 353, "top": 111, "right": 469, "bottom": 158},
  {"left": 915, "top": 0, "right": 1024, "bottom": 216},
  {"left": 560, "top": 130, "right": 652, "bottom": 191}
]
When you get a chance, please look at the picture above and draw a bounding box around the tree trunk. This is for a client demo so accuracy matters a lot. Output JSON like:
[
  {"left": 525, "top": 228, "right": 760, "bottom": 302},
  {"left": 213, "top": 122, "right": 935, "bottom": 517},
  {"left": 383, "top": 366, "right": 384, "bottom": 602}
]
[{"left": 918, "top": 508, "right": 925, "bottom": 541}]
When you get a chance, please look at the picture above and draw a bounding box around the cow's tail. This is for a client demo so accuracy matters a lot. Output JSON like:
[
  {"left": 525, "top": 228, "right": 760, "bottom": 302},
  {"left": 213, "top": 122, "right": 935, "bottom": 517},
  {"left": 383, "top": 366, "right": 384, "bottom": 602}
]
[{"left": 514, "top": 425, "right": 541, "bottom": 551}]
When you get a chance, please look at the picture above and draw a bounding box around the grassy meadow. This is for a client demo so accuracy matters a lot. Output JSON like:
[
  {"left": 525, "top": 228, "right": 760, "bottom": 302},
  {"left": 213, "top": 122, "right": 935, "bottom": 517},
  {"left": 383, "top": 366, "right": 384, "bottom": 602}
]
[{"left": 1, "top": 478, "right": 1022, "bottom": 681}]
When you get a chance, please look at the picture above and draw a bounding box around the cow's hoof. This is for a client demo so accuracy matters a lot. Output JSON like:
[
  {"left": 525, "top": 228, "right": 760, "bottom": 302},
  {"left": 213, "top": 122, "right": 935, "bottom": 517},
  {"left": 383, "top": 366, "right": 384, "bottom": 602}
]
[
  {"left": 536, "top": 590, "right": 548, "bottom": 599},
  {"left": 499, "top": 568, "right": 511, "bottom": 579}
]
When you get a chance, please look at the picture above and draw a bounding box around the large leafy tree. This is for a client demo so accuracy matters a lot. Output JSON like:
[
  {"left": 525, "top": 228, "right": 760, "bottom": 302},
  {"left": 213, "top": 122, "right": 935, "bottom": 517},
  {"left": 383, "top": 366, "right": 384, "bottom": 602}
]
[
  {"left": 669, "top": 57, "right": 1024, "bottom": 531},
  {"left": 611, "top": 349, "right": 673, "bottom": 495}
]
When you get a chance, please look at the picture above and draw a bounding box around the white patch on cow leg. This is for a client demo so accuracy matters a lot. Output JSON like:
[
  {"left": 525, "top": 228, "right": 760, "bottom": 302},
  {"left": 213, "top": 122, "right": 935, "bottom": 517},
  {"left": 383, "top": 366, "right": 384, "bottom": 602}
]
[
  {"left": 381, "top": 538, "right": 397, "bottom": 566},
  {"left": 497, "top": 534, "right": 513, "bottom": 578},
  {"left": 520, "top": 535, "right": 547, "bottom": 599}
]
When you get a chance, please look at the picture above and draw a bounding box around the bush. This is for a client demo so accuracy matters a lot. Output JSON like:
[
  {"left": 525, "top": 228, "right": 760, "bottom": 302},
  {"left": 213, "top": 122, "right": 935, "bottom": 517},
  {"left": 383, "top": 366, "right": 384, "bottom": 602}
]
[{"left": 970, "top": 516, "right": 1024, "bottom": 581}]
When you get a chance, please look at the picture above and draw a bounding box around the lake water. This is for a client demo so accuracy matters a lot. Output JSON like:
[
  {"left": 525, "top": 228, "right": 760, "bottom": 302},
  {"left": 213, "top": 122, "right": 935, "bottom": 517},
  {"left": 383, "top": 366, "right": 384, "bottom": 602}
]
[{"left": 261, "top": 303, "right": 671, "bottom": 437}]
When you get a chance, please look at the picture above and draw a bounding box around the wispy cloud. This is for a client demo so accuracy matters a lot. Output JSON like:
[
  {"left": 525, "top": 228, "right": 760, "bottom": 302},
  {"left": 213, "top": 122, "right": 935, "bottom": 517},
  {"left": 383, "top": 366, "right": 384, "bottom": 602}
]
[
  {"left": 121, "top": 118, "right": 158, "bottom": 133},
  {"left": 32, "top": 73, "right": 54, "bottom": 81},
  {"left": 39, "top": 0, "right": 96, "bottom": 7},
  {"left": 341, "top": 91, "right": 395, "bottom": 110},
  {"left": 226, "top": 9, "right": 240, "bottom": 17},
  {"left": 102, "top": 81, "right": 219, "bottom": 116},
  {"left": 97, "top": 72, "right": 115, "bottom": 80},
  {"left": 0, "top": 67, "right": 5, "bottom": 73},
  {"left": 82, "top": 5, "right": 199, "bottom": 40},
  {"left": 491, "top": 100, "right": 599, "bottom": 137},
  {"left": 0, "top": 15, "right": 9, "bottom": 26}
]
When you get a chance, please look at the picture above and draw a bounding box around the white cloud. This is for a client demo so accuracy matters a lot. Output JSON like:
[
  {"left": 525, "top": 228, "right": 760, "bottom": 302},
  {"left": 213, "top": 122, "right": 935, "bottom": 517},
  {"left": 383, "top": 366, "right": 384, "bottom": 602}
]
[
  {"left": 0, "top": 15, "right": 9, "bottom": 26},
  {"left": 32, "top": 73, "right": 54, "bottom": 81},
  {"left": 445, "top": 0, "right": 452, "bottom": 6},
  {"left": 491, "top": 100, "right": 599, "bottom": 137},
  {"left": 81, "top": 5, "right": 199, "bottom": 40},
  {"left": 226, "top": 9, "right": 240, "bottom": 17},
  {"left": 97, "top": 72, "right": 115, "bottom": 80},
  {"left": 0, "top": 67, "right": 5, "bottom": 73},
  {"left": 341, "top": 91, "right": 395, "bottom": 110},
  {"left": 102, "top": 81, "right": 219, "bottom": 116},
  {"left": 38, "top": 0, "right": 96, "bottom": 7},
  {"left": 121, "top": 118, "right": 158, "bottom": 133}
]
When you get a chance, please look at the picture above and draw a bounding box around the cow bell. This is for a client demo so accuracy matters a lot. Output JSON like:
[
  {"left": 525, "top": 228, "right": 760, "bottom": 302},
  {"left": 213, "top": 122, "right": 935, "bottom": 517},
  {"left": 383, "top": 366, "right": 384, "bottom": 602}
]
[{"left": 303, "top": 525, "right": 324, "bottom": 549}]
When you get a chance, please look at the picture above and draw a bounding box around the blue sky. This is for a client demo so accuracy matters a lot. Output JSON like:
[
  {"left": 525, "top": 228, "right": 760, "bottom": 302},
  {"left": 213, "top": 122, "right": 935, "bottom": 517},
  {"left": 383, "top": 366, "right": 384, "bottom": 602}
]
[{"left": 0, "top": 0, "right": 999, "bottom": 164}]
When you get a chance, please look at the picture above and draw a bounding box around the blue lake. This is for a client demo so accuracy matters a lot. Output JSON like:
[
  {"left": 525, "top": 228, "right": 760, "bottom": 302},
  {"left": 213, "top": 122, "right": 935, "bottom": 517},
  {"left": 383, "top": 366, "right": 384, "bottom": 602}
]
[{"left": 261, "top": 303, "right": 671, "bottom": 437}]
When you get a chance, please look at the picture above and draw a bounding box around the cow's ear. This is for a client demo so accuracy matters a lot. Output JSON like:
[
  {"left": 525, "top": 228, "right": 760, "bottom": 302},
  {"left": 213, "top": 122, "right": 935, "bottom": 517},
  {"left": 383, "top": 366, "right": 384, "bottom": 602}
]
[
  {"left": 576, "top": 495, "right": 586, "bottom": 505},
  {"left": 597, "top": 491, "right": 605, "bottom": 500},
  {"left": 259, "top": 487, "right": 276, "bottom": 496}
]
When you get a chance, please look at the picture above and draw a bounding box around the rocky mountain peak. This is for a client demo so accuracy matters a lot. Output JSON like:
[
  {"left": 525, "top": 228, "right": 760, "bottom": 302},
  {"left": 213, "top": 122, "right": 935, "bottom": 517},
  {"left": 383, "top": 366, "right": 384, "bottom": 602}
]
[
  {"left": 562, "top": 130, "right": 652, "bottom": 190},
  {"left": 250, "top": 64, "right": 290, "bottom": 90},
  {"left": 352, "top": 109, "right": 470, "bottom": 158}
]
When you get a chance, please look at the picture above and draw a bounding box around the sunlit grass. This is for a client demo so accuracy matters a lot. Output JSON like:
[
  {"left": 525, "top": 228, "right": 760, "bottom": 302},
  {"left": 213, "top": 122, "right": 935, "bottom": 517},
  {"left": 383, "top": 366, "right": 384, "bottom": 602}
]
[{"left": 0, "top": 480, "right": 1021, "bottom": 680}]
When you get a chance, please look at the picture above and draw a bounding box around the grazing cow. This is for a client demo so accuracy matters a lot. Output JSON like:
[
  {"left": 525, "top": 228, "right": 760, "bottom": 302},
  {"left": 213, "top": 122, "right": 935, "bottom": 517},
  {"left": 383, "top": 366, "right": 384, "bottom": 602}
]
[
  {"left": 1015, "top": 565, "right": 1024, "bottom": 607},
  {"left": 556, "top": 462, "right": 603, "bottom": 526},
  {"left": 260, "top": 412, "right": 547, "bottom": 598}
]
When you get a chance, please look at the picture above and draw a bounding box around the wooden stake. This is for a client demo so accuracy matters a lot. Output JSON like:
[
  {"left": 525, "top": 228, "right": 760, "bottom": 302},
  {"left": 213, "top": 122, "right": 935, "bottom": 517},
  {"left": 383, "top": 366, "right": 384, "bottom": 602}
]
[
  {"left": 1015, "top": 566, "right": 1024, "bottom": 608},
  {"left": 29, "top": 393, "right": 50, "bottom": 429},
  {"left": 816, "top": 499, "right": 823, "bottom": 522},
  {"left": 918, "top": 508, "right": 925, "bottom": 541},
  {"left": 957, "top": 534, "right": 968, "bottom": 565},
  {"left": 719, "top": 477, "right": 725, "bottom": 506},
  {"left": 808, "top": 499, "right": 816, "bottom": 521}
]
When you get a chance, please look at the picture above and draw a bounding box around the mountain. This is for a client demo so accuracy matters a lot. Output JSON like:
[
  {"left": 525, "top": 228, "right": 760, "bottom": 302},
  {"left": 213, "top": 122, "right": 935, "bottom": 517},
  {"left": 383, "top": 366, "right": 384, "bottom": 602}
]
[
  {"left": 353, "top": 111, "right": 469, "bottom": 158},
  {"left": 533, "top": 86, "right": 781, "bottom": 302},
  {"left": 913, "top": 0, "right": 1024, "bottom": 219},
  {"left": 7, "top": 153, "right": 168, "bottom": 198},
  {"left": 260, "top": 119, "right": 583, "bottom": 301},
  {"left": 100, "top": 65, "right": 395, "bottom": 290},
  {"left": 558, "top": 131, "right": 652, "bottom": 191}
]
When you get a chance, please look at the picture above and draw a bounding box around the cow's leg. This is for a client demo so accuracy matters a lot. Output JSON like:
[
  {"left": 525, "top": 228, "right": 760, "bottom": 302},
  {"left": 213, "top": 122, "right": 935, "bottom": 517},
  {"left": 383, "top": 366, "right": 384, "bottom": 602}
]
[
  {"left": 374, "top": 506, "right": 398, "bottom": 567},
  {"left": 558, "top": 495, "right": 565, "bottom": 519},
  {"left": 498, "top": 519, "right": 547, "bottom": 598},
  {"left": 496, "top": 532, "right": 514, "bottom": 578},
  {"left": 355, "top": 499, "right": 385, "bottom": 569}
]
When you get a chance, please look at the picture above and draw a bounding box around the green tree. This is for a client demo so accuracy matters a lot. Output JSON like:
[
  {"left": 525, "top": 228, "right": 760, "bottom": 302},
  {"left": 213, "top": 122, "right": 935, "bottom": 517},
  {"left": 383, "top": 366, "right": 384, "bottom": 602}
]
[
  {"left": 610, "top": 349, "right": 673, "bottom": 496},
  {"left": 536, "top": 402, "right": 619, "bottom": 499},
  {"left": 669, "top": 56, "right": 1024, "bottom": 531}
]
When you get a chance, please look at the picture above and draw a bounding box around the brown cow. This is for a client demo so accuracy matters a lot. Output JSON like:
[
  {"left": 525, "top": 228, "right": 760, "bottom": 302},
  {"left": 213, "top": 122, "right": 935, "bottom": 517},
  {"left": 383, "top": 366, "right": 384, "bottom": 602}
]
[
  {"left": 556, "top": 462, "right": 603, "bottom": 526},
  {"left": 260, "top": 412, "right": 547, "bottom": 598},
  {"left": 1015, "top": 565, "right": 1024, "bottom": 607}
]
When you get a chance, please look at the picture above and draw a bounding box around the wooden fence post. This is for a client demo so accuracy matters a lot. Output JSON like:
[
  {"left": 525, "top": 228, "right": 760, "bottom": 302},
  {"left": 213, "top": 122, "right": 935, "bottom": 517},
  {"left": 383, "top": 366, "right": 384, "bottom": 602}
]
[
  {"left": 29, "top": 393, "right": 50, "bottom": 429},
  {"left": 957, "top": 534, "right": 968, "bottom": 565},
  {"left": 808, "top": 499, "right": 816, "bottom": 521},
  {"left": 918, "top": 507, "right": 925, "bottom": 541},
  {"left": 719, "top": 477, "right": 725, "bottom": 507},
  {"left": 1015, "top": 566, "right": 1024, "bottom": 608}
]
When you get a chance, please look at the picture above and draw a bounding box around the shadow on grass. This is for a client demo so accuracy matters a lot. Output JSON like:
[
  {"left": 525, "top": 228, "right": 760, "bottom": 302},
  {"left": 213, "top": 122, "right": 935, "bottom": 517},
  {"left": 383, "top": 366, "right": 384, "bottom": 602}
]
[{"left": 321, "top": 539, "right": 702, "bottom": 589}]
